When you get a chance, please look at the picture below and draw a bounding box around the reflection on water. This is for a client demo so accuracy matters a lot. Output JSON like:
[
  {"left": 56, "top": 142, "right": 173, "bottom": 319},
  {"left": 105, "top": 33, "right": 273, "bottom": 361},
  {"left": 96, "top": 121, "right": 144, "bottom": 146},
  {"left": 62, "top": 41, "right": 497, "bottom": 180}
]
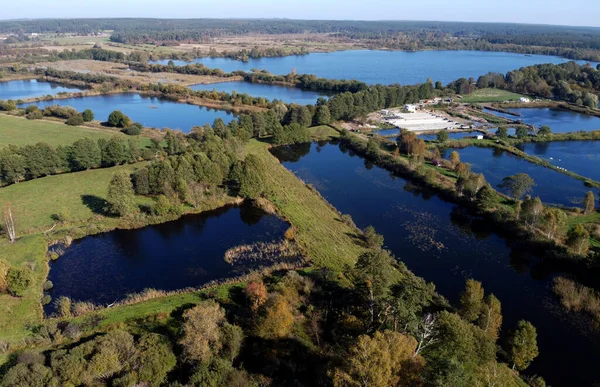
[
  {"left": 271, "top": 141, "right": 600, "bottom": 386},
  {"left": 46, "top": 203, "right": 288, "bottom": 309}
]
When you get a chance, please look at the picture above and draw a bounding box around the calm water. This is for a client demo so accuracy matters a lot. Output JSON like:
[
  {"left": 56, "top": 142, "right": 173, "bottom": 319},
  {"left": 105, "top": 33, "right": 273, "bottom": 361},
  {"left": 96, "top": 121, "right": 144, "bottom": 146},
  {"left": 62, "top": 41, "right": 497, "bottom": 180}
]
[
  {"left": 46, "top": 204, "right": 288, "bottom": 309},
  {"left": 443, "top": 146, "right": 596, "bottom": 206},
  {"left": 190, "top": 81, "right": 327, "bottom": 105},
  {"left": 0, "top": 80, "right": 82, "bottom": 101},
  {"left": 517, "top": 141, "right": 600, "bottom": 182},
  {"left": 151, "top": 50, "right": 582, "bottom": 85},
  {"left": 484, "top": 107, "right": 600, "bottom": 133},
  {"left": 271, "top": 141, "right": 599, "bottom": 386},
  {"left": 21, "top": 94, "right": 235, "bottom": 132}
]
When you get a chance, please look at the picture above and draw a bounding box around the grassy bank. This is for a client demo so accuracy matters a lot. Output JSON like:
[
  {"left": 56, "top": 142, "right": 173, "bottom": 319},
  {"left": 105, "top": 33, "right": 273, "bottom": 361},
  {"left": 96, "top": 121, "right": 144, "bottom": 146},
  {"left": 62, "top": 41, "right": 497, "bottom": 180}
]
[{"left": 460, "top": 88, "right": 528, "bottom": 103}]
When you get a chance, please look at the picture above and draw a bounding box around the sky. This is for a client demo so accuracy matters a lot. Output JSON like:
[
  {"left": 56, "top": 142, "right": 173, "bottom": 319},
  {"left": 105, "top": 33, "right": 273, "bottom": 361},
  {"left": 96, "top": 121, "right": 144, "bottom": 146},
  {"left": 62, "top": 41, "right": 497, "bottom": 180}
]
[{"left": 1, "top": 0, "right": 599, "bottom": 27}]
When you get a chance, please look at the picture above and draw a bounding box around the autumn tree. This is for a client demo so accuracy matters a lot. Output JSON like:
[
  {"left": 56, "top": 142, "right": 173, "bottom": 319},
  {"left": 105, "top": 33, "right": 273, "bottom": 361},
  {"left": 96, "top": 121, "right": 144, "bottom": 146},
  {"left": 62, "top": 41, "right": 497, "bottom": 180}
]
[
  {"left": 583, "top": 191, "right": 595, "bottom": 214},
  {"left": 257, "top": 294, "right": 294, "bottom": 339},
  {"left": 333, "top": 330, "right": 423, "bottom": 387},
  {"left": 478, "top": 294, "right": 502, "bottom": 341},
  {"left": 449, "top": 151, "right": 460, "bottom": 167},
  {"left": 459, "top": 279, "right": 484, "bottom": 322},
  {"left": 245, "top": 281, "right": 268, "bottom": 313},
  {"left": 508, "top": 320, "right": 539, "bottom": 371},
  {"left": 106, "top": 172, "right": 137, "bottom": 217},
  {"left": 499, "top": 173, "right": 535, "bottom": 199},
  {"left": 539, "top": 208, "right": 568, "bottom": 240},
  {"left": 179, "top": 301, "right": 226, "bottom": 364}
]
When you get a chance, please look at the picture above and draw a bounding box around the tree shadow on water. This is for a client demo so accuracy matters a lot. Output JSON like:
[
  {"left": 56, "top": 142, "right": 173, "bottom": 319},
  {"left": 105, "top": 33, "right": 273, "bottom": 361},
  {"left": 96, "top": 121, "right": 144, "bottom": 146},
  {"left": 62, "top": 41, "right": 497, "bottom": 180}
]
[{"left": 81, "top": 195, "right": 109, "bottom": 216}]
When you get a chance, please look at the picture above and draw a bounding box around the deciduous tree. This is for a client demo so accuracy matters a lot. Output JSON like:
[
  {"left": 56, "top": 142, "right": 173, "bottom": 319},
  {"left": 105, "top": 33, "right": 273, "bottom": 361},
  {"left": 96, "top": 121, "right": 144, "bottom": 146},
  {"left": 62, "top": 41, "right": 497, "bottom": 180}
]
[
  {"left": 508, "top": 320, "right": 538, "bottom": 371},
  {"left": 583, "top": 191, "right": 595, "bottom": 214},
  {"left": 459, "top": 279, "right": 484, "bottom": 322},
  {"left": 106, "top": 172, "right": 136, "bottom": 217},
  {"left": 499, "top": 173, "right": 535, "bottom": 199}
]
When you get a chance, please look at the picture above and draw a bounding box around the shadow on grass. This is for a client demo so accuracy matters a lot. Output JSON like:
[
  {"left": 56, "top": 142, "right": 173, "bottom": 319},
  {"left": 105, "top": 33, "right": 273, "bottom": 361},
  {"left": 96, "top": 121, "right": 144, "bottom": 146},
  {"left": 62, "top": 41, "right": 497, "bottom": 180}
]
[{"left": 81, "top": 195, "right": 109, "bottom": 216}]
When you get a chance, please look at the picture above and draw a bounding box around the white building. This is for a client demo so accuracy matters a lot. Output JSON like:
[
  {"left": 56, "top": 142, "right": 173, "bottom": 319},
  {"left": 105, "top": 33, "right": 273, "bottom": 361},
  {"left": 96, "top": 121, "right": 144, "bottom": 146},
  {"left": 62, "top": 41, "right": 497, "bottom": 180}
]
[
  {"left": 404, "top": 104, "right": 417, "bottom": 113},
  {"left": 519, "top": 97, "right": 531, "bottom": 103}
]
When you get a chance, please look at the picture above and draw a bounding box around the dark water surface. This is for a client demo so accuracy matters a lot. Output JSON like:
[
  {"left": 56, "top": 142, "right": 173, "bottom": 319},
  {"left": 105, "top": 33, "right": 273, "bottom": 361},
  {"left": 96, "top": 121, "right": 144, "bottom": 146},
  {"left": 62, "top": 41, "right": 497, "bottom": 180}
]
[
  {"left": 190, "top": 81, "right": 327, "bottom": 105},
  {"left": 46, "top": 204, "right": 288, "bottom": 309},
  {"left": 151, "top": 50, "right": 583, "bottom": 85},
  {"left": 0, "top": 80, "right": 82, "bottom": 100},
  {"left": 21, "top": 94, "right": 235, "bottom": 132},
  {"left": 443, "top": 146, "right": 598, "bottom": 206},
  {"left": 271, "top": 141, "right": 600, "bottom": 386},
  {"left": 517, "top": 141, "right": 600, "bottom": 182}
]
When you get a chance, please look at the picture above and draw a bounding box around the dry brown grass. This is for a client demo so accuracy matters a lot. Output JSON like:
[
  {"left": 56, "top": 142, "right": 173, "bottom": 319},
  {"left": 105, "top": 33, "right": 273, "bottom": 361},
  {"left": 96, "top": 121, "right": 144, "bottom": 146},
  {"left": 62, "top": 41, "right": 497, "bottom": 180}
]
[
  {"left": 553, "top": 277, "right": 600, "bottom": 323},
  {"left": 37, "top": 60, "right": 237, "bottom": 85}
]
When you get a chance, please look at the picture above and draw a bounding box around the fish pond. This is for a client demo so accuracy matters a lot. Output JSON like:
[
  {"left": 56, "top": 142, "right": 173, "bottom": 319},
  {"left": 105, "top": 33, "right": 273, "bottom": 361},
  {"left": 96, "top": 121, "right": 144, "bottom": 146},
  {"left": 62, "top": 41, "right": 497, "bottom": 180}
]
[
  {"left": 484, "top": 107, "right": 600, "bottom": 133},
  {"left": 151, "top": 50, "right": 581, "bottom": 85},
  {"left": 20, "top": 93, "right": 236, "bottom": 132},
  {"left": 46, "top": 204, "right": 289, "bottom": 310},
  {"left": 517, "top": 140, "right": 600, "bottom": 183},
  {"left": 190, "top": 81, "right": 327, "bottom": 105},
  {"left": 271, "top": 141, "right": 600, "bottom": 386},
  {"left": 442, "top": 146, "right": 598, "bottom": 206},
  {"left": 0, "top": 80, "right": 83, "bottom": 101}
]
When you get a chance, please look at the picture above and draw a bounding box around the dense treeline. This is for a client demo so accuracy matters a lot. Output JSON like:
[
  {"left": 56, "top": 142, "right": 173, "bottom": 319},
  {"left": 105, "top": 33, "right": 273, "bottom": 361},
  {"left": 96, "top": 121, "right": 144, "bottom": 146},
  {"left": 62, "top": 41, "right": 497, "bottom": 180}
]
[
  {"left": 450, "top": 61, "right": 600, "bottom": 107},
  {"left": 2, "top": 19, "right": 600, "bottom": 60},
  {"left": 0, "top": 136, "right": 150, "bottom": 186}
]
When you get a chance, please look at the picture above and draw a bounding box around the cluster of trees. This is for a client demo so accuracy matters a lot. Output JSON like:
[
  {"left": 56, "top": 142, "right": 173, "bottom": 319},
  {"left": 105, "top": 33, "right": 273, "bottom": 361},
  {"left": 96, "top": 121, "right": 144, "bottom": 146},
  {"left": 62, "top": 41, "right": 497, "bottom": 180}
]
[
  {"left": 463, "top": 62, "right": 600, "bottom": 107},
  {"left": 54, "top": 47, "right": 126, "bottom": 62},
  {"left": 35, "top": 67, "right": 129, "bottom": 87},
  {"left": 0, "top": 234, "right": 541, "bottom": 386},
  {"left": 0, "top": 136, "right": 149, "bottom": 186}
]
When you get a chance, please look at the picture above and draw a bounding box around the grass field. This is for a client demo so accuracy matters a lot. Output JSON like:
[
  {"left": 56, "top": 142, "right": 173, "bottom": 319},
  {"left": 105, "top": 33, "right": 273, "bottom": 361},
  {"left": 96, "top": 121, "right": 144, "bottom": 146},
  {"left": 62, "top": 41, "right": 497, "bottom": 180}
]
[
  {"left": 0, "top": 163, "right": 147, "bottom": 233},
  {"left": 0, "top": 114, "right": 122, "bottom": 147},
  {"left": 461, "top": 88, "right": 528, "bottom": 103}
]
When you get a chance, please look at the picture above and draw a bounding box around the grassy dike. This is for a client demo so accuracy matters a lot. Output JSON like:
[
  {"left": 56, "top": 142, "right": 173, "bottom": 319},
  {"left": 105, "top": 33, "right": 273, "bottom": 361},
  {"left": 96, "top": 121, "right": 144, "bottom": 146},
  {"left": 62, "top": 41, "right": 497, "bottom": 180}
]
[{"left": 0, "top": 135, "right": 365, "bottom": 351}]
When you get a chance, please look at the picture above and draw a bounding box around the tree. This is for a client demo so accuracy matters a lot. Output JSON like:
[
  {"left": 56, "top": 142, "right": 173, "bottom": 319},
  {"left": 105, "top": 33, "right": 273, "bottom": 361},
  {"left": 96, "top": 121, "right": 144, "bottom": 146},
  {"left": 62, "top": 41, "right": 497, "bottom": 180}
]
[
  {"left": 508, "top": 320, "right": 538, "bottom": 371},
  {"left": 436, "top": 131, "right": 449, "bottom": 142},
  {"left": 538, "top": 125, "right": 551, "bottom": 136},
  {"left": 107, "top": 110, "right": 131, "bottom": 128},
  {"left": 459, "top": 279, "right": 484, "bottom": 322},
  {"left": 132, "top": 333, "right": 177, "bottom": 386},
  {"left": 70, "top": 138, "right": 101, "bottom": 170},
  {"left": 238, "top": 154, "right": 266, "bottom": 199},
  {"left": 499, "top": 173, "right": 535, "bottom": 199},
  {"left": 257, "top": 294, "right": 294, "bottom": 339},
  {"left": 478, "top": 294, "right": 502, "bottom": 341},
  {"left": 583, "top": 191, "right": 595, "bottom": 214},
  {"left": 476, "top": 184, "right": 496, "bottom": 210},
  {"left": 2, "top": 203, "right": 16, "bottom": 242},
  {"left": 315, "top": 104, "right": 331, "bottom": 125},
  {"left": 496, "top": 126, "right": 508, "bottom": 138},
  {"left": 82, "top": 109, "right": 94, "bottom": 122},
  {"left": 363, "top": 225, "right": 384, "bottom": 249},
  {"left": 540, "top": 208, "right": 568, "bottom": 240},
  {"left": 515, "top": 127, "right": 528, "bottom": 139},
  {"left": 333, "top": 330, "right": 423, "bottom": 387},
  {"left": 354, "top": 250, "right": 395, "bottom": 325},
  {"left": 566, "top": 224, "right": 590, "bottom": 256},
  {"left": 100, "top": 137, "right": 126, "bottom": 166},
  {"left": 449, "top": 151, "right": 460, "bottom": 167},
  {"left": 106, "top": 172, "right": 136, "bottom": 216},
  {"left": 180, "top": 301, "right": 226, "bottom": 364},
  {"left": 245, "top": 281, "right": 268, "bottom": 313},
  {"left": 6, "top": 267, "right": 31, "bottom": 297},
  {"left": 521, "top": 196, "right": 544, "bottom": 226}
]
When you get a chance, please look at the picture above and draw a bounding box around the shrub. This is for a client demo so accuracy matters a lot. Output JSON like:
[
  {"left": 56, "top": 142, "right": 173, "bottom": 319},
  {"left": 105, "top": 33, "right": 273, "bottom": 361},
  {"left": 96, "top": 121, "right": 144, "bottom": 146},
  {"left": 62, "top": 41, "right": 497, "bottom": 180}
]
[
  {"left": 25, "top": 105, "right": 40, "bottom": 114},
  {"left": 65, "top": 114, "right": 84, "bottom": 126},
  {"left": 82, "top": 109, "right": 94, "bottom": 122},
  {"left": 0, "top": 100, "right": 17, "bottom": 111},
  {"left": 54, "top": 296, "right": 72, "bottom": 318},
  {"left": 43, "top": 280, "right": 54, "bottom": 291},
  {"left": 6, "top": 268, "right": 31, "bottom": 297},
  {"left": 26, "top": 110, "right": 44, "bottom": 120},
  {"left": 72, "top": 301, "right": 96, "bottom": 317},
  {"left": 107, "top": 110, "right": 132, "bottom": 128},
  {"left": 42, "top": 294, "right": 52, "bottom": 305},
  {"left": 122, "top": 125, "right": 141, "bottom": 136}
]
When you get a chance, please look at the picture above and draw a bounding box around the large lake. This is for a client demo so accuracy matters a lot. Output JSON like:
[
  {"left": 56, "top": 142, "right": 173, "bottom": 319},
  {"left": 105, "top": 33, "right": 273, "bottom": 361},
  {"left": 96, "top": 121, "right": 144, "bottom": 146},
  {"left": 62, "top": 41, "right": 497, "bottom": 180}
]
[
  {"left": 443, "top": 146, "right": 597, "bottom": 206},
  {"left": 21, "top": 94, "right": 236, "bottom": 132},
  {"left": 46, "top": 204, "right": 288, "bottom": 310},
  {"left": 152, "top": 50, "right": 587, "bottom": 85},
  {"left": 190, "top": 81, "right": 327, "bottom": 105},
  {"left": 0, "top": 80, "right": 82, "bottom": 101},
  {"left": 484, "top": 107, "right": 600, "bottom": 133},
  {"left": 517, "top": 140, "right": 600, "bottom": 182},
  {"left": 271, "top": 141, "right": 600, "bottom": 386}
]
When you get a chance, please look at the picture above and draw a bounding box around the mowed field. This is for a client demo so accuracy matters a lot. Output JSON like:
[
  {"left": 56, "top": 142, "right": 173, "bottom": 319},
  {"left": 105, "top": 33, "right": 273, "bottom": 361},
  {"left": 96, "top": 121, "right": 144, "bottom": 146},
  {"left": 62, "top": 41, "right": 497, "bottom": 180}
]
[
  {"left": 0, "top": 163, "right": 148, "bottom": 233},
  {"left": 0, "top": 114, "right": 120, "bottom": 147},
  {"left": 460, "top": 88, "right": 529, "bottom": 103}
]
